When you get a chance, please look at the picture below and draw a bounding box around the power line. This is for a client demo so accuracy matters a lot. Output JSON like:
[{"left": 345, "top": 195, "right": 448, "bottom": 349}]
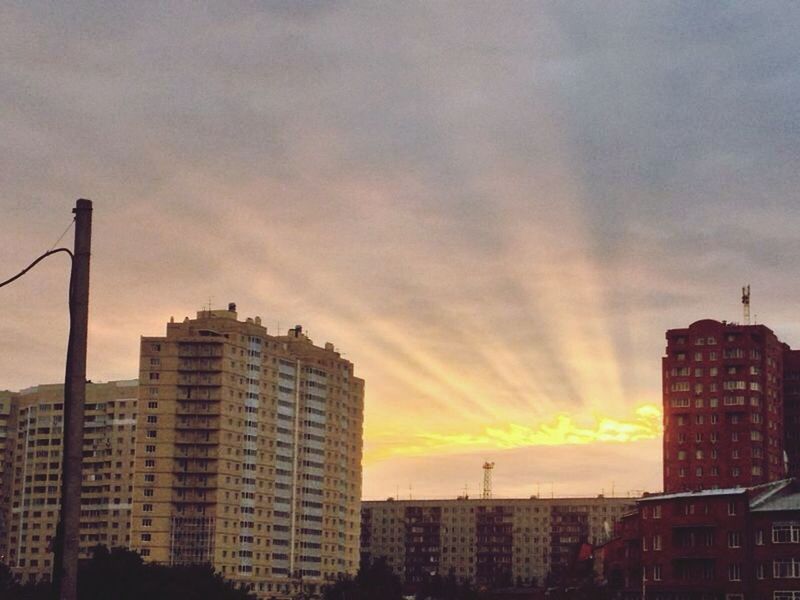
[
  {"left": 48, "top": 218, "right": 75, "bottom": 252},
  {"left": 0, "top": 248, "right": 73, "bottom": 290}
]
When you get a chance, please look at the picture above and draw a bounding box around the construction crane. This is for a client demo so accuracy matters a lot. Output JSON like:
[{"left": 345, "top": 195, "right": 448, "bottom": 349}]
[{"left": 482, "top": 462, "right": 495, "bottom": 499}]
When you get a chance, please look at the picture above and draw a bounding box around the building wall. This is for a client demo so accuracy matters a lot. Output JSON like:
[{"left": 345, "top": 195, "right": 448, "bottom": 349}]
[
  {"left": 1, "top": 380, "right": 138, "bottom": 583},
  {"left": 0, "top": 391, "right": 18, "bottom": 564},
  {"left": 639, "top": 490, "right": 752, "bottom": 599},
  {"left": 129, "top": 308, "right": 363, "bottom": 599},
  {"left": 751, "top": 507, "right": 800, "bottom": 599},
  {"left": 663, "top": 320, "right": 787, "bottom": 493},
  {"left": 784, "top": 350, "right": 800, "bottom": 480},
  {"left": 361, "top": 496, "right": 633, "bottom": 589}
]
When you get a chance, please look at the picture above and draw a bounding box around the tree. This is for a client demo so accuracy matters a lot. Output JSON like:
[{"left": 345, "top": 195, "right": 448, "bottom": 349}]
[
  {"left": 78, "top": 546, "right": 256, "bottom": 600},
  {"left": 2, "top": 547, "right": 257, "bottom": 600},
  {"left": 323, "top": 558, "right": 403, "bottom": 600}
]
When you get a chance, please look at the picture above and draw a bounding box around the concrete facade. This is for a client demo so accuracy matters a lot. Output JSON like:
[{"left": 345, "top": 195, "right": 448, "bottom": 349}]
[
  {"left": 0, "top": 380, "right": 138, "bottom": 582},
  {"left": 361, "top": 496, "right": 634, "bottom": 590}
]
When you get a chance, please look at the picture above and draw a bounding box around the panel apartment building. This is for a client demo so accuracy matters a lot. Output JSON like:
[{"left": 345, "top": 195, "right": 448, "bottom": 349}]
[
  {"left": 129, "top": 305, "right": 364, "bottom": 599},
  {"left": 0, "top": 380, "right": 138, "bottom": 581},
  {"left": 360, "top": 496, "right": 634, "bottom": 589}
]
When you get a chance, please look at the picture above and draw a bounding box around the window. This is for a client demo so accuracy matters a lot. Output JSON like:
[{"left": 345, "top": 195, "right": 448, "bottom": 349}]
[
  {"left": 671, "top": 382, "right": 690, "bottom": 392},
  {"left": 728, "top": 563, "right": 741, "bottom": 581},
  {"left": 653, "top": 564, "right": 662, "bottom": 581},
  {"left": 773, "top": 523, "right": 800, "bottom": 544},
  {"left": 671, "top": 398, "right": 690, "bottom": 408},
  {"left": 146, "top": 415, "right": 157, "bottom": 424},
  {"left": 728, "top": 531, "right": 742, "bottom": 548},
  {"left": 143, "top": 489, "right": 154, "bottom": 497},
  {"left": 710, "top": 397, "right": 719, "bottom": 407},
  {"left": 775, "top": 593, "right": 800, "bottom": 600},
  {"left": 653, "top": 534, "right": 662, "bottom": 550},
  {"left": 774, "top": 559, "right": 800, "bottom": 578},
  {"left": 142, "top": 504, "right": 153, "bottom": 512},
  {"left": 756, "top": 530, "right": 764, "bottom": 545},
  {"left": 728, "top": 501, "right": 738, "bottom": 516},
  {"left": 149, "top": 372, "right": 160, "bottom": 380},
  {"left": 725, "top": 395, "right": 745, "bottom": 405},
  {"left": 140, "top": 533, "right": 151, "bottom": 542},
  {"left": 757, "top": 563, "right": 765, "bottom": 579},
  {"left": 652, "top": 505, "right": 661, "bottom": 519}
]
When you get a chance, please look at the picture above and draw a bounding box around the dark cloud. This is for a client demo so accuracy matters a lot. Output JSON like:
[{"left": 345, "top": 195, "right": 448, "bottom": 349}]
[{"left": 2, "top": 1, "right": 799, "bottom": 494}]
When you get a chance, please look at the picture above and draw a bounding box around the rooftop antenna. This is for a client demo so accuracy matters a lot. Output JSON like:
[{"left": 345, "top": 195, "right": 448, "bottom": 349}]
[
  {"left": 742, "top": 285, "right": 751, "bottom": 325},
  {"left": 482, "top": 462, "right": 495, "bottom": 499}
]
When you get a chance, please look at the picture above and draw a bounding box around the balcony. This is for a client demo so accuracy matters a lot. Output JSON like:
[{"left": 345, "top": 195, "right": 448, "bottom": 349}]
[
  {"left": 174, "top": 432, "right": 220, "bottom": 445},
  {"left": 177, "top": 375, "right": 222, "bottom": 387},
  {"left": 178, "top": 359, "right": 223, "bottom": 372},
  {"left": 175, "top": 417, "right": 220, "bottom": 431}
]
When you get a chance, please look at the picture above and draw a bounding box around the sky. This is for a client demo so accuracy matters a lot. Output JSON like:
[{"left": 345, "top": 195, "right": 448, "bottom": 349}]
[{"left": 3, "top": 1, "right": 800, "bottom": 500}]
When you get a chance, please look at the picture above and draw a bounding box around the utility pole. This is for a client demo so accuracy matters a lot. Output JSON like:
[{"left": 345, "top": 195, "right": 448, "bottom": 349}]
[{"left": 55, "top": 199, "right": 92, "bottom": 600}]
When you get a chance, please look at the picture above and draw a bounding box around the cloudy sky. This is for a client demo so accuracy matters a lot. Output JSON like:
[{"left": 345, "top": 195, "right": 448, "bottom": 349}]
[{"left": 3, "top": 1, "right": 800, "bottom": 499}]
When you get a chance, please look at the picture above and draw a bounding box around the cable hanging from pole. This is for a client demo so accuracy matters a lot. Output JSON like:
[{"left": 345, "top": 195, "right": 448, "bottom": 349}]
[{"left": 0, "top": 247, "right": 74, "bottom": 289}]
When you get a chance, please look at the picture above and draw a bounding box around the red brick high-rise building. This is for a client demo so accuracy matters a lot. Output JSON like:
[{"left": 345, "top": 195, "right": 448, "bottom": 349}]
[{"left": 663, "top": 319, "right": 788, "bottom": 493}]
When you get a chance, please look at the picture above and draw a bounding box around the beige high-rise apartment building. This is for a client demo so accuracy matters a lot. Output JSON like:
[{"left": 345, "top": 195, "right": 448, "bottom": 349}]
[
  {"left": 0, "top": 380, "right": 138, "bottom": 582},
  {"left": 130, "top": 305, "right": 364, "bottom": 599}
]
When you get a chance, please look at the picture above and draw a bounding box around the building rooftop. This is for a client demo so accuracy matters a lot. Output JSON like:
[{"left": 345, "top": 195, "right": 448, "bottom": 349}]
[{"left": 638, "top": 479, "right": 793, "bottom": 503}]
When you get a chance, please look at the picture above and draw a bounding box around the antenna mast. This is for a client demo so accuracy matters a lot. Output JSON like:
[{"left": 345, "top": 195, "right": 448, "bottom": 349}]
[
  {"left": 482, "top": 462, "right": 495, "bottom": 499},
  {"left": 742, "top": 284, "right": 751, "bottom": 325}
]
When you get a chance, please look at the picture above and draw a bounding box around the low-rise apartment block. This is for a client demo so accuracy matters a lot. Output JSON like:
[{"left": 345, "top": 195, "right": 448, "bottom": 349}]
[{"left": 361, "top": 496, "right": 634, "bottom": 589}]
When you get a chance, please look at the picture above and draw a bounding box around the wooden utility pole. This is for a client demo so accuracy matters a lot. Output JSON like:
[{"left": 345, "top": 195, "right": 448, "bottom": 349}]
[{"left": 56, "top": 199, "right": 92, "bottom": 600}]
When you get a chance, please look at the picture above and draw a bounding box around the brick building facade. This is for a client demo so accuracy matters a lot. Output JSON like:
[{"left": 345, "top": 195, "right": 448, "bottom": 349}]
[{"left": 663, "top": 320, "right": 788, "bottom": 493}]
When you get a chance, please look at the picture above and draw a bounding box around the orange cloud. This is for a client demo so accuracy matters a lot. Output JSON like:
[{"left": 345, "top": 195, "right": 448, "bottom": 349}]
[{"left": 364, "top": 404, "right": 662, "bottom": 464}]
